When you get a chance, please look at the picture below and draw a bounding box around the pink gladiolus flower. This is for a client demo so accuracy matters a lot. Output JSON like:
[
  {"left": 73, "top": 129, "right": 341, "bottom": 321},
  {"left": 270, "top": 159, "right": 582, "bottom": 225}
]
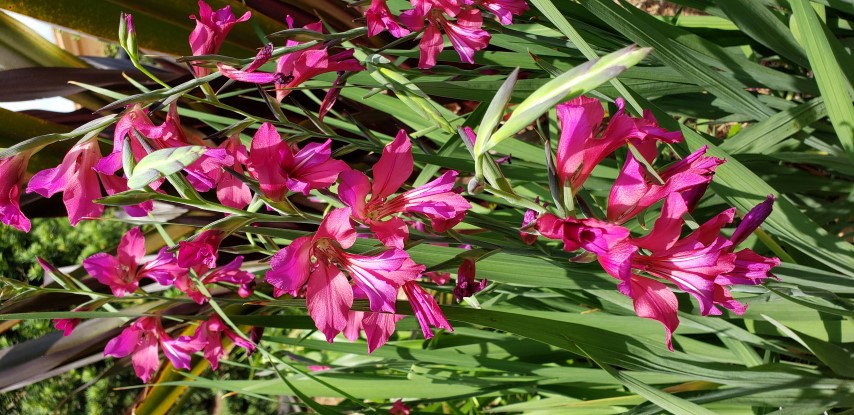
[
  {"left": 247, "top": 123, "right": 347, "bottom": 200},
  {"left": 189, "top": 0, "right": 251, "bottom": 77},
  {"left": 83, "top": 227, "right": 185, "bottom": 297},
  {"left": 27, "top": 139, "right": 103, "bottom": 226},
  {"left": 555, "top": 97, "right": 682, "bottom": 194},
  {"left": 401, "top": 7, "right": 490, "bottom": 68},
  {"left": 453, "top": 258, "right": 487, "bottom": 301},
  {"left": 600, "top": 193, "right": 780, "bottom": 350},
  {"left": 104, "top": 317, "right": 202, "bottom": 382},
  {"left": 339, "top": 130, "right": 471, "bottom": 248},
  {"left": 607, "top": 145, "right": 724, "bottom": 224},
  {"left": 366, "top": 0, "right": 411, "bottom": 37},
  {"left": 0, "top": 151, "right": 32, "bottom": 232},
  {"left": 190, "top": 315, "right": 256, "bottom": 370},
  {"left": 266, "top": 208, "right": 423, "bottom": 341},
  {"left": 217, "top": 18, "right": 364, "bottom": 105},
  {"left": 177, "top": 229, "right": 222, "bottom": 274}
]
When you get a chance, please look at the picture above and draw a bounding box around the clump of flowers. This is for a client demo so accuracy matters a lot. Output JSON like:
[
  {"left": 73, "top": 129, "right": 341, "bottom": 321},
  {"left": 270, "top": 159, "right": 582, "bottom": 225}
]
[
  {"left": 364, "top": 0, "right": 530, "bottom": 68},
  {"left": 526, "top": 96, "right": 779, "bottom": 349}
]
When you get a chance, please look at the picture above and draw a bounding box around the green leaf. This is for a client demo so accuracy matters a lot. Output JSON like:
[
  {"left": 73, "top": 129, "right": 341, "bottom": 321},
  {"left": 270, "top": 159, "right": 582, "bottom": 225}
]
[
  {"left": 127, "top": 146, "right": 206, "bottom": 189},
  {"left": 790, "top": 0, "right": 854, "bottom": 160},
  {"left": 483, "top": 45, "right": 651, "bottom": 154}
]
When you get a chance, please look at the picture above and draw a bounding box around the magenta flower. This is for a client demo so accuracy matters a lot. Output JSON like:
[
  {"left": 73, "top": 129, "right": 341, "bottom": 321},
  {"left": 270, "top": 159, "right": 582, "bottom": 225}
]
[
  {"left": 453, "top": 258, "right": 488, "bottom": 301},
  {"left": 607, "top": 145, "right": 724, "bottom": 224},
  {"left": 366, "top": 0, "right": 410, "bottom": 37},
  {"left": 174, "top": 256, "right": 255, "bottom": 304},
  {"left": 177, "top": 229, "right": 222, "bottom": 274},
  {"left": 600, "top": 193, "right": 780, "bottom": 349},
  {"left": 27, "top": 139, "right": 103, "bottom": 226},
  {"left": 403, "top": 281, "right": 453, "bottom": 338},
  {"left": 190, "top": 315, "right": 256, "bottom": 370},
  {"left": 189, "top": 0, "right": 251, "bottom": 77},
  {"left": 83, "top": 227, "right": 185, "bottom": 297},
  {"left": 0, "top": 151, "right": 32, "bottom": 232},
  {"left": 555, "top": 97, "right": 682, "bottom": 194},
  {"left": 339, "top": 130, "right": 471, "bottom": 248},
  {"left": 401, "top": 7, "right": 491, "bottom": 68},
  {"left": 104, "top": 317, "right": 202, "bottom": 382},
  {"left": 217, "top": 18, "right": 364, "bottom": 104},
  {"left": 266, "top": 208, "right": 423, "bottom": 341},
  {"left": 247, "top": 123, "right": 347, "bottom": 201}
]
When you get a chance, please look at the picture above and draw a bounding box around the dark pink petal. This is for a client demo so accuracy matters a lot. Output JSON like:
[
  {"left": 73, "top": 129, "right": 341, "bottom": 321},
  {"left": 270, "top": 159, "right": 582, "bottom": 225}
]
[
  {"left": 730, "top": 195, "right": 775, "bottom": 246},
  {"left": 372, "top": 130, "right": 413, "bottom": 199},
  {"left": 0, "top": 152, "right": 32, "bottom": 232},
  {"left": 306, "top": 262, "right": 353, "bottom": 342},
  {"left": 425, "top": 271, "right": 451, "bottom": 285},
  {"left": 104, "top": 323, "right": 142, "bottom": 358},
  {"left": 267, "top": 236, "right": 314, "bottom": 295},
  {"left": 403, "top": 281, "right": 452, "bottom": 338},
  {"left": 535, "top": 213, "right": 565, "bottom": 241},
  {"left": 84, "top": 253, "right": 137, "bottom": 297},
  {"left": 626, "top": 275, "right": 680, "bottom": 351},
  {"left": 398, "top": 171, "right": 470, "bottom": 231},
  {"left": 453, "top": 258, "right": 487, "bottom": 301},
  {"left": 248, "top": 122, "right": 289, "bottom": 201},
  {"left": 217, "top": 63, "right": 278, "bottom": 84},
  {"left": 96, "top": 154, "right": 153, "bottom": 217},
  {"left": 399, "top": 7, "right": 427, "bottom": 32},
  {"left": 441, "top": 9, "right": 490, "bottom": 64},
  {"left": 339, "top": 169, "right": 372, "bottom": 220},
  {"left": 370, "top": 216, "right": 410, "bottom": 249},
  {"left": 131, "top": 333, "right": 160, "bottom": 383},
  {"left": 343, "top": 310, "right": 364, "bottom": 342},
  {"left": 555, "top": 96, "right": 605, "bottom": 186},
  {"left": 362, "top": 311, "right": 404, "bottom": 352},
  {"left": 318, "top": 71, "right": 346, "bottom": 121},
  {"left": 189, "top": 1, "right": 251, "bottom": 77},
  {"left": 598, "top": 241, "right": 638, "bottom": 292},
  {"left": 365, "top": 0, "right": 411, "bottom": 37},
  {"left": 712, "top": 285, "right": 747, "bottom": 315},
  {"left": 316, "top": 207, "right": 357, "bottom": 249},
  {"left": 118, "top": 227, "right": 146, "bottom": 266},
  {"left": 27, "top": 139, "right": 104, "bottom": 226},
  {"left": 417, "top": 22, "right": 444, "bottom": 69}
]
